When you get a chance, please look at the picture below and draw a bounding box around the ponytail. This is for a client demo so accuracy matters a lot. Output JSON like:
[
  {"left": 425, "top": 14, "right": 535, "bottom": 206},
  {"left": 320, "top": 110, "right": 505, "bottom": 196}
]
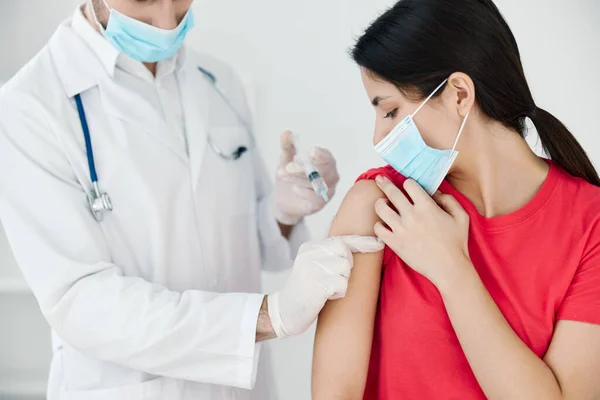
[
  {"left": 531, "top": 107, "right": 600, "bottom": 187},
  {"left": 351, "top": 0, "right": 599, "bottom": 187}
]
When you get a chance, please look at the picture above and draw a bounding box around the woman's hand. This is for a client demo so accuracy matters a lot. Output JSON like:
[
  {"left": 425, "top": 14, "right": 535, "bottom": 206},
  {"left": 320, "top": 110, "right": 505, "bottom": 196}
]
[{"left": 373, "top": 176, "right": 471, "bottom": 288}]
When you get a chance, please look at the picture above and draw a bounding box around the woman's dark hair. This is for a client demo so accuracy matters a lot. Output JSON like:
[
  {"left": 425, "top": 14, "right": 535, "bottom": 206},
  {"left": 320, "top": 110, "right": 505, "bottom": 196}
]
[{"left": 352, "top": 0, "right": 600, "bottom": 186}]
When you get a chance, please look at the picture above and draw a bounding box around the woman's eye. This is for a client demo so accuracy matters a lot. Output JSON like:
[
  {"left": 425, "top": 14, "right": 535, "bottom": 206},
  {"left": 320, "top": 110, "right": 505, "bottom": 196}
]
[{"left": 384, "top": 109, "right": 398, "bottom": 119}]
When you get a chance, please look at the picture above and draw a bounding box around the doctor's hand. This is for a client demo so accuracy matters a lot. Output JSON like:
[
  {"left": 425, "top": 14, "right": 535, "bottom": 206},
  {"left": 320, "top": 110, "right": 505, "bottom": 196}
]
[
  {"left": 266, "top": 235, "right": 384, "bottom": 338},
  {"left": 374, "top": 176, "right": 472, "bottom": 290},
  {"left": 275, "top": 131, "right": 340, "bottom": 226}
]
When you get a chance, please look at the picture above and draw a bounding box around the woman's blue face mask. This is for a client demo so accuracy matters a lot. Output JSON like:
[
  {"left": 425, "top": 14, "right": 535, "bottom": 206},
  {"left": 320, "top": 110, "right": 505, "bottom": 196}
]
[
  {"left": 92, "top": 0, "right": 195, "bottom": 63},
  {"left": 374, "top": 79, "right": 470, "bottom": 195}
]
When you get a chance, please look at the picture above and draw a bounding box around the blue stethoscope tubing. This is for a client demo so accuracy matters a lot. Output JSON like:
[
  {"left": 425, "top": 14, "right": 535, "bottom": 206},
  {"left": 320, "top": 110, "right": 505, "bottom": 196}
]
[
  {"left": 74, "top": 67, "right": 254, "bottom": 222},
  {"left": 74, "top": 93, "right": 98, "bottom": 184},
  {"left": 74, "top": 93, "right": 113, "bottom": 222}
]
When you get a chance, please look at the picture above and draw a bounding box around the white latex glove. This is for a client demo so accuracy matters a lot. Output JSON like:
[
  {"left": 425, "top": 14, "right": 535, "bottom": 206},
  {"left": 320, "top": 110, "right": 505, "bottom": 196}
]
[
  {"left": 267, "top": 235, "right": 384, "bottom": 338},
  {"left": 275, "top": 131, "right": 340, "bottom": 226}
]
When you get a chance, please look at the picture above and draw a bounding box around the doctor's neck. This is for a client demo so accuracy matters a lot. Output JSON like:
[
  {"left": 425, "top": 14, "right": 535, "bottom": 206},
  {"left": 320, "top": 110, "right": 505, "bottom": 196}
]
[{"left": 83, "top": 2, "right": 159, "bottom": 76}]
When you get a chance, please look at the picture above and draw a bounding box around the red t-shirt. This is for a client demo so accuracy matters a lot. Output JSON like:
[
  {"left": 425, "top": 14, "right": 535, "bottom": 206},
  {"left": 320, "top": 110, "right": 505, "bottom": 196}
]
[{"left": 358, "top": 163, "right": 600, "bottom": 399}]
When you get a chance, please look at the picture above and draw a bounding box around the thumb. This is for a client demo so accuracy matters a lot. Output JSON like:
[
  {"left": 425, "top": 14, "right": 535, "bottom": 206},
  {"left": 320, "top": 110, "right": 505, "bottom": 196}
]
[
  {"left": 334, "top": 235, "right": 385, "bottom": 254},
  {"left": 279, "top": 130, "right": 296, "bottom": 169}
]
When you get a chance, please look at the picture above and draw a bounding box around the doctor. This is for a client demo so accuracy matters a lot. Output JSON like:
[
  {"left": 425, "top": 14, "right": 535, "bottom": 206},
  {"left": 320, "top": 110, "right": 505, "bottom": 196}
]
[{"left": 0, "top": 1, "right": 383, "bottom": 399}]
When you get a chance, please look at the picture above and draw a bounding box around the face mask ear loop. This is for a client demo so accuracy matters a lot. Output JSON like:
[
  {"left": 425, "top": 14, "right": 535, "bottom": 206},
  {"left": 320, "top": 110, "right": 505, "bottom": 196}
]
[
  {"left": 89, "top": 1, "right": 107, "bottom": 32},
  {"left": 451, "top": 111, "right": 470, "bottom": 151},
  {"left": 411, "top": 78, "right": 449, "bottom": 117}
]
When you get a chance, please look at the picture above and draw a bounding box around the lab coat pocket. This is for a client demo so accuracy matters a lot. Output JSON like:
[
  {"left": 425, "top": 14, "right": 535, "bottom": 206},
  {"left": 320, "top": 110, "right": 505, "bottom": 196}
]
[{"left": 63, "top": 376, "right": 180, "bottom": 400}]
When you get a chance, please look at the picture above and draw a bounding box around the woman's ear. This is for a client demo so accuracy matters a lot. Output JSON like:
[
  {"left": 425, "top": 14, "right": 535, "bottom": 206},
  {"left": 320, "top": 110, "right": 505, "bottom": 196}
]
[{"left": 447, "top": 72, "right": 476, "bottom": 117}]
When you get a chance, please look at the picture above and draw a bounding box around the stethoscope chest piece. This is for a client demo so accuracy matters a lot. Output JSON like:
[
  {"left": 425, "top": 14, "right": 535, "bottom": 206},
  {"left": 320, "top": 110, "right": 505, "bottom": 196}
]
[
  {"left": 74, "top": 66, "right": 254, "bottom": 223},
  {"left": 88, "top": 182, "right": 113, "bottom": 222}
]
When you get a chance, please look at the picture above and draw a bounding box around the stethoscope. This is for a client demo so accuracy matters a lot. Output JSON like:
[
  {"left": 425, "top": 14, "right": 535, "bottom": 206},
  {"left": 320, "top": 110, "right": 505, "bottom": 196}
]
[{"left": 74, "top": 66, "right": 255, "bottom": 222}]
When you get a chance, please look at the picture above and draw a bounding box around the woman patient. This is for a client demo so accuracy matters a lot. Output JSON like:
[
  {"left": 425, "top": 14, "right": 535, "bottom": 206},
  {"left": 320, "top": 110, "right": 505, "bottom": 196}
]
[{"left": 312, "top": 0, "right": 600, "bottom": 399}]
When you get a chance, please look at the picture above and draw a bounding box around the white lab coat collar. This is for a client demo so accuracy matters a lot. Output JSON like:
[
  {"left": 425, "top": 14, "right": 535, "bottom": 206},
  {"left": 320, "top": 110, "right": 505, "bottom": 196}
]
[
  {"left": 52, "top": 5, "right": 188, "bottom": 99},
  {"left": 48, "top": 22, "right": 105, "bottom": 98},
  {"left": 70, "top": 5, "right": 120, "bottom": 78},
  {"left": 71, "top": 4, "right": 187, "bottom": 81},
  {"left": 49, "top": 6, "right": 215, "bottom": 193}
]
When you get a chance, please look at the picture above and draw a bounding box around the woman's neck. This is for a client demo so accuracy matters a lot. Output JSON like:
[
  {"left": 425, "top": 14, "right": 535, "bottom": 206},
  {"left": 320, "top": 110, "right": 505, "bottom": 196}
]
[{"left": 448, "top": 120, "right": 549, "bottom": 218}]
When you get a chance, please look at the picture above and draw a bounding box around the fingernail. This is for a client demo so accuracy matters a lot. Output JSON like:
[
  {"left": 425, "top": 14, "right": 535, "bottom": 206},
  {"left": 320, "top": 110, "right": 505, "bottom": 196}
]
[{"left": 375, "top": 175, "right": 384, "bottom": 185}]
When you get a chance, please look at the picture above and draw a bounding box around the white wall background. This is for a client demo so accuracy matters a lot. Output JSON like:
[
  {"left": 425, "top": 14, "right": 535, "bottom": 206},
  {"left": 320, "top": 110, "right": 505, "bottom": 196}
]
[{"left": 0, "top": 0, "right": 599, "bottom": 399}]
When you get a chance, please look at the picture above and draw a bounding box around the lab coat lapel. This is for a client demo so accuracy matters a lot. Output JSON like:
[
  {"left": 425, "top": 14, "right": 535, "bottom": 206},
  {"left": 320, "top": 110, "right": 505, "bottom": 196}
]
[
  {"left": 98, "top": 79, "right": 189, "bottom": 164},
  {"left": 49, "top": 20, "right": 189, "bottom": 165},
  {"left": 179, "top": 61, "right": 210, "bottom": 192},
  {"left": 49, "top": 23, "right": 104, "bottom": 99}
]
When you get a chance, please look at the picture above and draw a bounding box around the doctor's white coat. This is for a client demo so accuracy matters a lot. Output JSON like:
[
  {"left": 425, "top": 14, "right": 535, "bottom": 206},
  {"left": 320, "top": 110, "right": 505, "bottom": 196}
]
[{"left": 0, "top": 12, "right": 307, "bottom": 400}]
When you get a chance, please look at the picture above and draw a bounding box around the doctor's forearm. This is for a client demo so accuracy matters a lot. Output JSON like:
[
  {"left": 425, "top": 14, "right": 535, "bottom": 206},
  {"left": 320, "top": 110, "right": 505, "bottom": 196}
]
[
  {"left": 278, "top": 221, "right": 295, "bottom": 239},
  {"left": 256, "top": 296, "right": 277, "bottom": 342}
]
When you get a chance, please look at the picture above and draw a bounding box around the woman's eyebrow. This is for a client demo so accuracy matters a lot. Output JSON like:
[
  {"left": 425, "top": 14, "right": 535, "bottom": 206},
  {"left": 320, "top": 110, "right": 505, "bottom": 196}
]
[{"left": 371, "top": 96, "right": 392, "bottom": 106}]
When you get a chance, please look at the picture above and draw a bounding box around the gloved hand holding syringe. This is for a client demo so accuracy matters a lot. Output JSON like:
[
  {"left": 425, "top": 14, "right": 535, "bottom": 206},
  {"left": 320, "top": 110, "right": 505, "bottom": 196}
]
[
  {"left": 274, "top": 131, "right": 340, "bottom": 226},
  {"left": 292, "top": 133, "right": 330, "bottom": 203}
]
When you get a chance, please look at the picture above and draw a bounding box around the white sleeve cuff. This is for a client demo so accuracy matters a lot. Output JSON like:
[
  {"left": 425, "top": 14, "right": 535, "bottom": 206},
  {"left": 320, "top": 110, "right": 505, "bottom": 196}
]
[{"left": 235, "top": 293, "right": 265, "bottom": 390}]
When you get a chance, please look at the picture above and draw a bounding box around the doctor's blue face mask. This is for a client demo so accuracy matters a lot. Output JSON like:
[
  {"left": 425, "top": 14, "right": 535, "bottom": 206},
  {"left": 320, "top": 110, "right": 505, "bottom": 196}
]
[
  {"left": 374, "top": 79, "right": 470, "bottom": 195},
  {"left": 91, "top": 0, "right": 195, "bottom": 63}
]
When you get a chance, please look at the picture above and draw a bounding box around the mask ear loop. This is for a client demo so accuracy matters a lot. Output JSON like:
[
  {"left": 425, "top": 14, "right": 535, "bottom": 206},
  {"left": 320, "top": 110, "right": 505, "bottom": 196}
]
[
  {"left": 411, "top": 79, "right": 449, "bottom": 117},
  {"left": 88, "top": 1, "right": 107, "bottom": 32},
  {"left": 451, "top": 111, "right": 470, "bottom": 151}
]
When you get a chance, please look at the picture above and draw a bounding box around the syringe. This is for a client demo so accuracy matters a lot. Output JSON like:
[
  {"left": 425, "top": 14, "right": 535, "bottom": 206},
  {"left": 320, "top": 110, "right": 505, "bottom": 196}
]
[{"left": 292, "top": 134, "right": 330, "bottom": 203}]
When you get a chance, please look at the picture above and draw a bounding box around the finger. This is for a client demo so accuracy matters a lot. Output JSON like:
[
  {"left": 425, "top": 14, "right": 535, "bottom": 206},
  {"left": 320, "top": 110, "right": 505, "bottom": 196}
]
[
  {"left": 292, "top": 186, "right": 326, "bottom": 211},
  {"left": 284, "top": 161, "right": 304, "bottom": 174},
  {"left": 319, "top": 164, "right": 340, "bottom": 188},
  {"left": 279, "top": 130, "right": 296, "bottom": 168},
  {"left": 327, "top": 276, "right": 349, "bottom": 300},
  {"left": 314, "top": 252, "right": 352, "bottom": 280},
  {"left": 313, "top": 237, "right": 354, "bottom": 275},
  {"left": 305, "top": 237, "right": 351, "bottom": 263},
  {"left": 374, "top": 198, "right": 402, "bottom": 231},
  {"left": 282, "top": 160, "right": 336, "bottom": 183},
  {"left": 433, "top": 192, "right": 467, "bottom": 220},
  {"left": 310, "top": 147, "right": 335, "bottom": 165},
  {"left": 280, "top": 169, "right": 337, "bottom": 197},
  {"left": 335, "top": 235, "right": 385, "bottom": 254},
  {"left": 281, "top": 156, "right": 339, "bottom": 190},
  {"left": 375, "top": 175, "right": 411, "bottom": 214},
  {"left": 403, "top": 179, "right": 434, "bottom": 206},
  {"left": 277, "top": 168, "right": 308, "bottom": 185},
  {"left": 374, "top": 221, "right": 395, "bottom": 246},
  {"left": 308, "top": 148, "right": 339, "bottom": 183},
  {"left": 286, "top": 187, "right": 322, "bottom": 214}
]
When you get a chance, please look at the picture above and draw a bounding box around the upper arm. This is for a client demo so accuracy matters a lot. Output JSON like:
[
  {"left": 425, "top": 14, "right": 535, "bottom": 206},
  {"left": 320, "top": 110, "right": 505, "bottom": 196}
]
[
  {"left": 543, "top": 321, "right": 600, "bottom": 399},
  {"left": 545, "top": 219, "right": 600, "bottom": 399},
  {"left": 312, "top": 179, "right": 386, "bottom": 399}
]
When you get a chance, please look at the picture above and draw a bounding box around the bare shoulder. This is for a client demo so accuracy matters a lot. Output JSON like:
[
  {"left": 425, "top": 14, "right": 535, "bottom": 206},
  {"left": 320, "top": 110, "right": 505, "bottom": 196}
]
[{"left": 329, "top": 179, "right": 386, "bottom": 237}]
